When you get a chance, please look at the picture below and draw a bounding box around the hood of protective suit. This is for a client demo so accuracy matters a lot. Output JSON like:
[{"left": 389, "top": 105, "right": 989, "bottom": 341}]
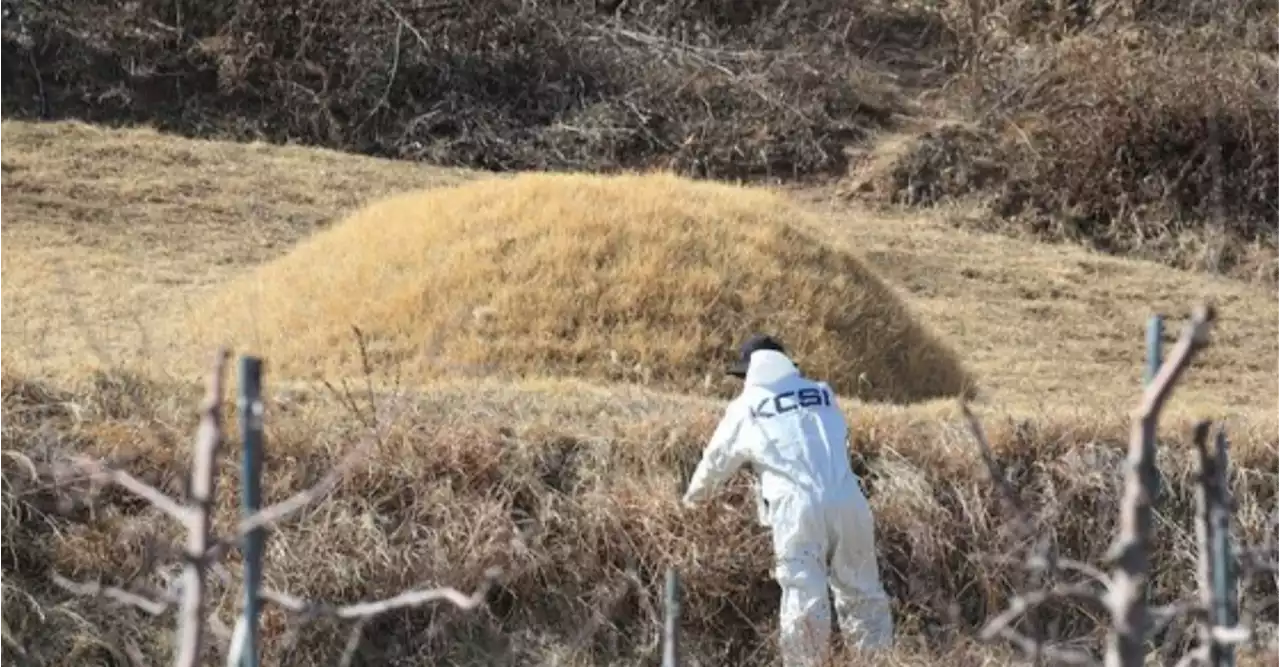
[{"left": 743, "top": 349, "right": 801, "bottom": 388}]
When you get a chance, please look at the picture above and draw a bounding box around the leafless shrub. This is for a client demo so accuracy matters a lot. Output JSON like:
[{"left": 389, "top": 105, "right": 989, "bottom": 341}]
[
  {"left": 964, "top": 304, "right": 1279, "bottom": 666},
  {"left": 879, "top": 1, "right": 1279, "bottom": 280},
  {"left": 42, "top": 348, "right": 499, "bottom": 665}
]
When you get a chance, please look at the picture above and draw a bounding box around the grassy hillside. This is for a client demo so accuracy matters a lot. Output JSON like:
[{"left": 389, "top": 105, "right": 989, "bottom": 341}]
[
  {"left": 3, "top": 0, "right": 1275, "bottom": 279},
  {"left": 4, "top": 122, "right": 1275, "bottom": 420},
  {"left": 1, "top": 121, "right": 1277, "bottom": 665}
]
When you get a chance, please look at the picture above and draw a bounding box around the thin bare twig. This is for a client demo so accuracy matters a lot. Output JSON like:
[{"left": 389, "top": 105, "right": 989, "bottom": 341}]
[
  {"left": 358, "top": 21, "right": 402, "bottom": 130},
  {"left": 337, "top": 617, "right": 372, "bottom": 667},
  {"left": 232, "top": 442, "right": 372, "bottom": 539},
  {"left": 978, "top": 553, "right": 1113, "bottom": 588},
  {"left": 961, "top": 403, "right": 1025, "bottom": 522},
  {"left": 979, "top": 581, "right": 1103, "bottom": 642},
  {"left": 373, "top": 0, "right": 430, "bottom": 53},
  {"left": 50, "top": 573, "right": 176, "bottom": 616},
  {"left": 257, "top": 567, "right": 500, "bottom": 620},
  {"left": 47, "top": 342, "right": 490, "bottom": 666},
  {"left": 222, "top": 330, "right": 404, "bottom": 567},
  {"left": 962, "top": 404, "right": 1107, "bottom": 666},
  {"left": 73, "top": 457, "right": 193, "bottom": 524},
  {"left": 1025, "top": 555, "right": 1113, "bottom": 588}
]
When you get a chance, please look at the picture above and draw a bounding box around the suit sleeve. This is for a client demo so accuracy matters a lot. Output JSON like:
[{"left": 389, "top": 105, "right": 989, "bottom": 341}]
[{"left": 681, "top": 402, "right": 751, "bottom": 507}]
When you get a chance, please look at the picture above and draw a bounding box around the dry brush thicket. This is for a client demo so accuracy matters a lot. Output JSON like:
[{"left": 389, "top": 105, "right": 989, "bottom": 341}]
[
  {"left": 3, "top": 0, "right": 1273, "bottom": 278},
  {"left": 868, "top": 1, "right": 1278, "bottom": 279},
  {"left": 2, "top": 309, "right": 1276, "bottom": 665},
  {"left": 0, "top": 0, "right": 901, "bottom": 180},
  {"left": 1, "top": 1, "right": 1277, "bottom": 662}
]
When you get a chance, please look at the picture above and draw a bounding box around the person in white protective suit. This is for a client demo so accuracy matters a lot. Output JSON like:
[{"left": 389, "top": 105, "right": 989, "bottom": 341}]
[{"left": 680, "top": 334, "right": 894, "bottom": 666}]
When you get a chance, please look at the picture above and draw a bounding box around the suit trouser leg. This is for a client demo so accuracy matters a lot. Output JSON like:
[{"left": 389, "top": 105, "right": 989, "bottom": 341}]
[
  {"left": 826, "top": 489, "right": 894, "bottom": 650},
  {"left": 770, "top": 494, "right": 835, "bottom": 667}
]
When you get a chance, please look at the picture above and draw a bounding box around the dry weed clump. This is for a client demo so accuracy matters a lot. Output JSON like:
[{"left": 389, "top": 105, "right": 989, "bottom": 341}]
[
  {"left": 172, "top": 172, "right": 971, "bottom": 403},
  {"left": 979, "top": 32, "right": 1277, "bottom": 274},
  {"left": 833, "top": 0, "right": 1280, "bottom": 279},
  {"left": 0, "top": 0, "right": 914, "bottom": 182},
  {"left": 2, "top": 372, "right": 1276, "bottom": 665},
  {"left": 872, "top": 2, "right": 1280, "bottom": 280}
]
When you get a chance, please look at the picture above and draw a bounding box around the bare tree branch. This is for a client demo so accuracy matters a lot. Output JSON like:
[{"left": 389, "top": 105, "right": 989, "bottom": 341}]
[
  {"left": 967, "top": 304, "right": 1221, "bottom": 667},
  {"left": 1025, "top": 555, "right": 1113, "bottom": 588},
  {"left": 337, "top": 617, "right": 372, "bottom": 667},
  {"left": 979, "top": 581, "right": 1102, "bottom": 640},
  {"left": 176, "top": 347, "right": 231, "bottom": 667},
  {"left": 961, "top": 403, "right": 1025, "bottom": 522},
  {"left": 1105, "top": 304, "right": 1216, "bottom": 667},
  {"left": 258, "top": 567, "right": 500, "bottom": 620},
  {"left": 72, "top": 457, "right": 193, "bottom": 524},
  {"left": 232, "top": 440, "right": 373, "bottom": 539},
  {"left": 962, "top": 404, "right": 1109, "bottom": 665}
]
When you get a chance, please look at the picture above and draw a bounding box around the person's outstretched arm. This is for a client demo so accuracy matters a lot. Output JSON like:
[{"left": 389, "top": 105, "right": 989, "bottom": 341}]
[{"left": 682, "top": 401, "right": 751, "bottom": 507}]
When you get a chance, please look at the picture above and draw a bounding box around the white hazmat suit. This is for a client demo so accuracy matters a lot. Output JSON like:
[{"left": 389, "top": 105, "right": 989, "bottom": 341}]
[{"left": 681, "top": 348, "right": 894, "bottom": 666}]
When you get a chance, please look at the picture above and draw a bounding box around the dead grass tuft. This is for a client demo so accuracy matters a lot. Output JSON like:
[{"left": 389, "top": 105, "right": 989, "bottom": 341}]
[{"left": 169, "top": 171, "right": 972, "bottom": 403}]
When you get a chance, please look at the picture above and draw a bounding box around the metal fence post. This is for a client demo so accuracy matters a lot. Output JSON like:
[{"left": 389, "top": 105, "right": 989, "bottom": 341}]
[
  {"left": 662, "top": 568, "right": 681, "bottom": 667},
  {"left": 1145, "top": 314, "right": 1164, "bottom": 509},
  {"left": 1139, "top": 313, "right": 1166, "bottom": 618},
  {"left": 1208, "top": 427, "right": 1238, "bottom": 667},
  {"left": 1145, "top": 314, "right": 1163, "bottom": 386},
  {"left": 238, "top": 356, "right": 266, "bottom": 667}
]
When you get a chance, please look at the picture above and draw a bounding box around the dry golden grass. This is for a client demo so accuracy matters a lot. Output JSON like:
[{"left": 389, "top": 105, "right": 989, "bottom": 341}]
[
  {"left": 165, "top": 171, "right": 971, "bottom": 402},
  {"left": 0, "top": 120, "right": 476, "bottom": 378},
  {"left": 791, "top": 187, "right": 1279, "bottom": 429},
  {"left": 3, "top": 371, "right": 1276, "bottom": 665},
  {"left": 2, "top": 120, "right": 1277, "bottom": 665},
  {"left": 4, "top": 120, "right": 1275, "bottom": 426}
]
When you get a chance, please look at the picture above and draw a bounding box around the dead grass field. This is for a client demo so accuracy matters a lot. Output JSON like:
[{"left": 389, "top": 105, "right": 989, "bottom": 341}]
[
  {"left": 4, "top": 121, "right": 1275, "bottom": 424},
  {"left": 2, "top": 120, "right": 1278, "bottom": 665}
]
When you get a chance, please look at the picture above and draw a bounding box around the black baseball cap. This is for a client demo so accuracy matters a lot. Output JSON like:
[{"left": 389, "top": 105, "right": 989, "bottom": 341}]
[{"left": 727, "top": 333, "right": 786, "bottom": 378}]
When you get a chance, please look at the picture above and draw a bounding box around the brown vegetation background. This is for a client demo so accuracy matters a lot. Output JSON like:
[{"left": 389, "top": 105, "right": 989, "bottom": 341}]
[
  {"left": 3, "top": 0, "right": 1276, "bottom": 277},
  {"left": 4, "top": 370, "right": 1277, "bottom": 665}
]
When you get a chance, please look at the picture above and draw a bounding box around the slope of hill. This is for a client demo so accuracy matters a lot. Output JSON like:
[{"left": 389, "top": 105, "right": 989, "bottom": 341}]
[
  {"left": 3, "top": 121, "right": 1275, "bottom": 422},
  {"left": 1, "top": 120, "right": 1277, "bottom": 666}
]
